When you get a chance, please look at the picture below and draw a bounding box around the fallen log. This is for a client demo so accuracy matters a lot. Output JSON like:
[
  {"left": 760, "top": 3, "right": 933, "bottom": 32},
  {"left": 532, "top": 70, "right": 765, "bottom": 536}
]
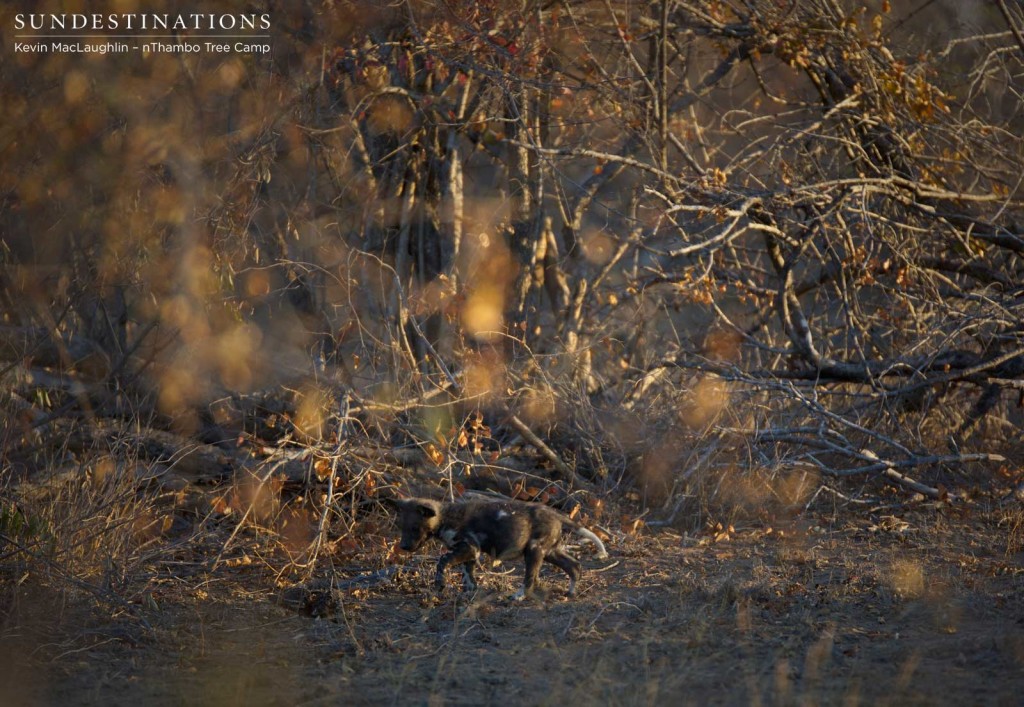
[
  {"left": 58, "top": 418, "right": 236, "bottom": 483},
  {"left": 0, "top": 326, "right": 108, "bottom": 375}
]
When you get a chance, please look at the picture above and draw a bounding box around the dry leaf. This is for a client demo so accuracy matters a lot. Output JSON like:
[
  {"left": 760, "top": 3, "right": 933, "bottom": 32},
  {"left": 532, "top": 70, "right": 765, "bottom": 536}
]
[{"left": 425, "top": 443, "right": 444, "bottom": 466}]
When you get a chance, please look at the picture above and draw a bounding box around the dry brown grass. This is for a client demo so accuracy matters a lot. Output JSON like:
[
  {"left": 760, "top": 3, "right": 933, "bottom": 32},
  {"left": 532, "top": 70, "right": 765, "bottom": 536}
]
[{"left": 3, "top": 503, "right": 1022, "bottom": 706}]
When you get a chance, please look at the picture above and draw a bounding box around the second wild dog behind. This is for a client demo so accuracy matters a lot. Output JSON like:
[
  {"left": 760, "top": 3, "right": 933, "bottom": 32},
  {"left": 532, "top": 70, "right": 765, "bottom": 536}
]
[{"left": 394, "top": 498, "right": 609, "bottom": 599}]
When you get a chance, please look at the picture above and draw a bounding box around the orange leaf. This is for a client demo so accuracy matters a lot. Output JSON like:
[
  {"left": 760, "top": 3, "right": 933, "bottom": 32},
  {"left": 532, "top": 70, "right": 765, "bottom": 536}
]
[
  {"left": 315, "top": 456, "right": 331, "bottom": 479},
  {"left": 212, "top": 496, "right": 233, "bottom": 515},
  {"left": 425, "top": 443, "right": 444, "bottom": 466},
  {"left": 225, "top": 554, "right": 252, "bottom": 567}
]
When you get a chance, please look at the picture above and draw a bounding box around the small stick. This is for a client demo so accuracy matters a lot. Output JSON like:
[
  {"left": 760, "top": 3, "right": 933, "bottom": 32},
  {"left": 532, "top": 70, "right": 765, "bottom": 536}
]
[{"left": 503, "top": 409, "right": 575, "bottom": 481}]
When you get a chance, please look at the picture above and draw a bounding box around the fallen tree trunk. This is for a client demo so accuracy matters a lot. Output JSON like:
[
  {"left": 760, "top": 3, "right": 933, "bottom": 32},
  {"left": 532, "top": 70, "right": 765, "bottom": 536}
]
[
  {"left": 0, "top": 326, "right": 108, "bottom": 375},
  {"left": 58, "top": 419, "right": 236, "bottom": 482}
]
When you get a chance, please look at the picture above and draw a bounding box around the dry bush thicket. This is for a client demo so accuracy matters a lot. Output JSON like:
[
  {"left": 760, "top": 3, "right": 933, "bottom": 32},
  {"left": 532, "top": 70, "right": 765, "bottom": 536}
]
[{"left": 2, "top": 0, "right": 1024, "bottom": 602}]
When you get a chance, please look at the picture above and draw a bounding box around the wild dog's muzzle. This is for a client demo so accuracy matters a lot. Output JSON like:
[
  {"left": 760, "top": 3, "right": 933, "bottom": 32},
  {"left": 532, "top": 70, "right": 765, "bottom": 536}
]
[{"left": 399, "top": 534, "right": 426, "bottom": 552}]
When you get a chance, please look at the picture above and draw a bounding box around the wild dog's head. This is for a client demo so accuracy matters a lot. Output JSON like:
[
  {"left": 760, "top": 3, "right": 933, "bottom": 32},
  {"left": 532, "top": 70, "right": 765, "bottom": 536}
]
[{"left": 394, "top": 498, "right": 443, "bottom": 552}]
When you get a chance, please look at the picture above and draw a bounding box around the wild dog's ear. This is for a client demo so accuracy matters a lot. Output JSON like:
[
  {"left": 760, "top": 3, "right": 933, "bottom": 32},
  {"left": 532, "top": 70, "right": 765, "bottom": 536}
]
[{"left": 416, "top": 502, "right": 438, "bottom": 519}]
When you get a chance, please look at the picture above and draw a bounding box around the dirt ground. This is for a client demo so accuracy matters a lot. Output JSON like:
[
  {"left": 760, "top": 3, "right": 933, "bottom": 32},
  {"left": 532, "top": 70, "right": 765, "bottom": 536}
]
[{"left": 2, "top": 504, "right": 1023, "bottom": 707}]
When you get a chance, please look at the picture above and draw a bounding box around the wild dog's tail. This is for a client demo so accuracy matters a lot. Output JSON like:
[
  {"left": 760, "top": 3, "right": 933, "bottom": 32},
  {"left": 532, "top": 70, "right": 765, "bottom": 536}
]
[{"left": 567, "top": 522, "right": 609, "bottom": 560}]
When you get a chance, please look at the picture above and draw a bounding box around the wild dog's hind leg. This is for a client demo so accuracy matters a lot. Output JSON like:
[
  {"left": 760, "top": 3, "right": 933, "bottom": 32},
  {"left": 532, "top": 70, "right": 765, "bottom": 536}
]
[
  {"left": 544, "top": 548, "right": 582, "bottom": 596},
  {"left": 435, "top": 541, "right": 480, "bottom": 590}
]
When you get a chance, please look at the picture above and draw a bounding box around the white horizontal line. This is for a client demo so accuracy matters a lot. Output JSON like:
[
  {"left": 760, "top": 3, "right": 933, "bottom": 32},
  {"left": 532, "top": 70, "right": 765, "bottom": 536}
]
[{"left": 16, "top": 35, "right": 270, "bottom": 38}]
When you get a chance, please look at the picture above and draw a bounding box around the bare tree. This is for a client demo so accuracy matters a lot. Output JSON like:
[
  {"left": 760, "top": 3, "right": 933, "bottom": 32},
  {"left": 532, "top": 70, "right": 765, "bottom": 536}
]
[{"left": 3, "top": 0, "right": 1022, "bottom": 532}]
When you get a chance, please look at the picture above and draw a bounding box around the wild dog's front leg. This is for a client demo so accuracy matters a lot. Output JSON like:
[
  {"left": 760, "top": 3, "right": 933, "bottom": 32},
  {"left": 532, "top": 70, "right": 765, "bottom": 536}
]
[
  {"left": 435, "top": 540, "right": 480, "bottom": 590},
  {"left": 460, "top": 561, "right": 478, "bottom": 591}
]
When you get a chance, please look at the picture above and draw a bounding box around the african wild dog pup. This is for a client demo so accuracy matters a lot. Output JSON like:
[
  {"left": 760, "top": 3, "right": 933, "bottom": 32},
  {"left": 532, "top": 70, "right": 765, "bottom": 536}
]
[{"left": 394, "top": 498, "right": 609, "bottom": 599}]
